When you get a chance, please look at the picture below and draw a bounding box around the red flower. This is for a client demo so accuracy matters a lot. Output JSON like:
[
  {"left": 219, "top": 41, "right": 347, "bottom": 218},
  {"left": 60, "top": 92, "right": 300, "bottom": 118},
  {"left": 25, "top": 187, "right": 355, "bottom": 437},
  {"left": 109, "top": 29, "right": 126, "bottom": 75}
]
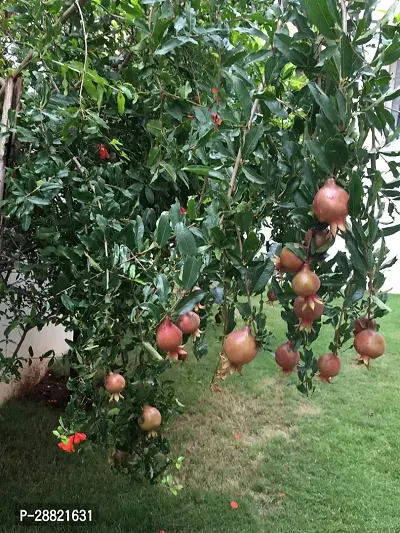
[
  {"left": 58, "top": 436, "right": 75, "bottom": 453},
  {"left": 180, "top": 207, "right": 187, "bottom": 215},
  {"left": 230, "top": 501, "right": 239, "bottom": 509},
  {"left": 279, "top": 492, "right": 285, "bottom": 498},
  {"left": 187, "top": 114, "right": 195, "bottom": 119},
  {"left": 234, "top": 433, "right": 240, "bottom": 439},
  {"left": 211, "top": 88, "right": 218, "bottom": 94},
  {"left": 73, "top": 432, "right": 87, "bottom": 444},
  {"left": 98, "top": 144, "right": 110, "bottom": 160},
  {"left": 211, "top": 113, "right": 223, "bottom": 126}
]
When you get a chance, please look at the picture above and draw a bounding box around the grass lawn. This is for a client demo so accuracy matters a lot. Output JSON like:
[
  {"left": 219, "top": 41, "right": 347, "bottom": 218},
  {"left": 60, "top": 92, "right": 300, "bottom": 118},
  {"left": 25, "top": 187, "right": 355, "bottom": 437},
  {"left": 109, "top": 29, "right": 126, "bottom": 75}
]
[{"left": 2, "top": 295, "right": 400, "bottom": 532}]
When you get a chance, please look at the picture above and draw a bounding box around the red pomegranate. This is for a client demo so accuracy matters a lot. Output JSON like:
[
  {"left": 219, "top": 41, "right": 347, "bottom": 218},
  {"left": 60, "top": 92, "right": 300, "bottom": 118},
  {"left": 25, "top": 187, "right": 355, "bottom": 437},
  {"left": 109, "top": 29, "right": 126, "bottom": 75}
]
[
  {"left": 293, "top": 296, "right": 324, "bottom": 332},
  {"left": 312, "top": 178, "right": 349, "bottom": 236},
  {"left": 177, "top": 311, "right": 202, "bottom": 339},
  {"left": 353, "top": 316, "right": 377, "bottom": 336},
  {"left": 267, "top": 289, "right": 278, "bottom": 303},
  {"left": 292, "top": 263, "right": 322, "bottom": 309},
  {"left": 275, "top": 342, "right": 300, "bottom": 373},
  {"left": 279, "top": 246, "right": 304, "bottom": 273},
  {"left": 318, "top": 353, "right": 341, "bottom": 383},
  {"left": 223, "top": 327, "right": 257, "bottom": 367},
  {"left": 156, "top": 317, "right": 182, "bottom": 353},
  {"left": 354, "top": 329, "right": 385, "bottom": 367},
  {"left": 138, "top": 405, "right": 162, "bottom": 435},
  {"left": 105, "top": 372, "right": 126, "bottom": 401},
  {"left": 305, "top": 228, "right": 331, "bottom": 250}
]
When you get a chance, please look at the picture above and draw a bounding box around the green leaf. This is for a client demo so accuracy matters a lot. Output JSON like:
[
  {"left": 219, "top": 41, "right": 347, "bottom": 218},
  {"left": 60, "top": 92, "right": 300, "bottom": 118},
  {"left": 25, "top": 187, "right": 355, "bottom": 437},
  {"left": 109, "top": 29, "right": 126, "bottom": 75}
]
[
  {"left": 308, "top": 83, "right": 338, "bottom": 124},
  {"left": 160, "top": 161, "right": 177, "bottom": 181},
  {"left": 382, "top": 35, "right": 400, "bottom": 65},
  {"left": 61, "top": 294, "right": 75, "bottom": 311},
  {"left": 175, "top": 222, "right": 197, "bottom": 257},
  {"left": 382, "top": 224, "right": 400, "bottom": 237},
  {"left": 372, "top": 295, "right": 392, "bottom": 313},
  {"left": 27, "top": 196, "right": 50, "bottom": 206},
  {"left": 242, "top": 124, "right": 264, "bottom": 159},
  {"left": 186, "top": 197, "right": 196, "bottom": 220},
  {"left": 181, "top": 165, "right": 211, "bottom": 176},
  {"left": 155, "top": 274, "right": 171, "bottom": 306},
  {"left": 84, "top": 252, "right": 103, "bottom": 272},
  {"left": 247, "top": 261, "right": 274, "bottom": 295},
  {"left": 117, "top": 92, "right": 125, "bottom": 115},
  {"left": 349, "top": 173, "right": 363, "bottom": 217},
  {"left": 233, "top": 77, "right": 252, "bottom": 119},
  {"left": 345, "top": 233, "right": 367, "bottom": 275},
  {"left": 146, "top": 119, "right": 162, "bottom": 137},
  {"left": 154, "top": 36, "right": 197, "bottom": 55},
  {"left": 156, "top": 212, "right": 171, "bottom": 249},
  {"left": 305, "top": 140, "right": 333, "bottom": 174},
  {"left": 242, "top": 166, "right": 266, "bottom": 184},
  {"left": 175, "top": 290, "right": 205, "bottom": 315},
  {"left": 236, "top": 302, "right": 251, "bottom": 320},
  {"left": 304, "top": 0, "right": 338, "bottom": 40},
  {"left": 344, "top": 284, "right": 365, "bottom": 308},
  {"left": 182, "top": 257, "right": 202, "bottom": 291},
  {"left": 264, "top": 98, "right": 287, "bottom": 119},
  {"left": 340, "top": 34, "right": 355, "bottom": 79},
  {"left": 325, "top": 139, "right": 348, "bottom": 169}
]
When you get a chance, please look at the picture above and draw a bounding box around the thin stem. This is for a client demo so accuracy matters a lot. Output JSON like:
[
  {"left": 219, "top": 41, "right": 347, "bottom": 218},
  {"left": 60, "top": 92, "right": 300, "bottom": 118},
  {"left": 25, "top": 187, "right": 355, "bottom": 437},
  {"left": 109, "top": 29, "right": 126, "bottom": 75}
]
[
  {"left": 341, "top": 0, "right": 348, "bottom": 35},
  {"left": 75, "top": 0, "right": 88, "bottom": 107},
  {"left": 12, "top": 326, "right": 31, "bottom": 358}
]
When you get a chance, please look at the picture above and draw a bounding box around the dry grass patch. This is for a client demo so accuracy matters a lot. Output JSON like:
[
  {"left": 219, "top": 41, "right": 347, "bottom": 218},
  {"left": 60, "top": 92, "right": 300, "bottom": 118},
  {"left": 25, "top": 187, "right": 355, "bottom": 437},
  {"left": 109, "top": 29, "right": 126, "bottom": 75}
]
[
  {"left": 170, "top": 381, "right": 295, "bottom": 496},
  {"left": 294, "top": 403, "right": 322, "bottom": 417}
]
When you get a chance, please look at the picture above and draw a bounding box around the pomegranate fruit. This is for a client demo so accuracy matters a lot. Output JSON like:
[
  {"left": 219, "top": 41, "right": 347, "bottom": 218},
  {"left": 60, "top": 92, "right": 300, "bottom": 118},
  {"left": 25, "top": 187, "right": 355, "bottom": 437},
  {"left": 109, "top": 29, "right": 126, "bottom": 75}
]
[
  {"left": 291, "top": 263, "right": 322, "bottom": 309},
  {"left": 223, "top": 327, "right": 257, "bottom": 367},
  {"left": 105, "top": 372, "right": 126, "bottom": 401},
  {"left": 354, "top": 329, "right": 385, "bottom": 367},
  {"left": 305, "top": 228, "right": 331, "bottom": 250},
  {"left": 279, "top": 246, "right": 304, "bottom": 273},
  {"left": 177, "top": 311, "right": 202, "bottom": 340},
  {"left": 166, "top": 345, "right": 188, "bottom": 362},
  {"left": 353, "top": 316, "right": 377, "bottom": 336},
  {"left": 312, "top": 178, "right": 349, "bottom": 236},
  {"left": 293, "top": 296, "right": 324, "bottom": 332},
  {"left": 156, "top": 317, "right": 183, "bottom": 359},
  {"left": 267, "top": 288, "right": 278, "bottom": 303},
  {"left": 318, "top": 353, "right": 341, "bottom": 383},
  {"left": 275, "top": 342, "right": 300, "bottom": 374},
  {"left": 138, "top": 405, "right": 162, "bottom": 435}
]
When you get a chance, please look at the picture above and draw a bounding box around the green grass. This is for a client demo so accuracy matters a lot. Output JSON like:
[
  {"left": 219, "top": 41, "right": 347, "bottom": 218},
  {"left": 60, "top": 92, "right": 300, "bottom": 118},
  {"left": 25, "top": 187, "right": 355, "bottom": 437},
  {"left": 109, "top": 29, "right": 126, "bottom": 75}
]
[{"left": 2, "top": 296, "right": 400, "bottom": 532}]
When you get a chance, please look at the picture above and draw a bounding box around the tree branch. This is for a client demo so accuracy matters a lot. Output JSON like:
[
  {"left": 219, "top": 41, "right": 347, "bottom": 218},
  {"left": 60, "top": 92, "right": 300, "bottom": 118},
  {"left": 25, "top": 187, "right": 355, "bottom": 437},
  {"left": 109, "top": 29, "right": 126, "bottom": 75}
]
[
  {"left": 0, "top": 77, "right": 14, "bottom": 202},
  {"left": 0, "top": 0, "right": 90, "bottom": 100}
]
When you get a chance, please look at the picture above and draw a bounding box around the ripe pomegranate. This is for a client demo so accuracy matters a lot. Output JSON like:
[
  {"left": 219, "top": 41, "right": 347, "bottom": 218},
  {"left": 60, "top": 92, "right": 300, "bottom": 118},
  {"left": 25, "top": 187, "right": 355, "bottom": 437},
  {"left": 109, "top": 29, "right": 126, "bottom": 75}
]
[
  {"left": 353, "top": 316, "right": 377, "bottom": 336},
  {"left": 305, "top": 228, "right": 331, "bottom": 250},
  {"left": 354, "top": 329, "right": 385, "bottom": 367},
  {"left": 275, "top": 342, "right": 300, "bottom": 373},
  {"left": 279, "top": 246, "right": 304, "bottom": 273},
  {"left": 318, "top": 353, "right": 341, "bottom": 383},
  {"left": 105, "top": 372, "right": 126, "bottom": 401},
  {"left": 312, "top": 178, "right": 349, "bottom": 236},
  {"left": 223, "top": 327, "right": 257, "bottom": 367},
  {"left": 293, "top": 296, "right": 324, "bottom": 332},
  {"left": 177, "top": 311, "right": 202, "bottom": 340},
  {"left": 267, "top": 288, "right": 278, "bottom": 303},
  {"left": 156, "top": 317, "right": 183, "bottom": 358},
  {"left": 138, "top": 405, "right": 162, "bottom": 436},
  {"left": 291, "top": 263, "right": 322, "bottom": 309}
]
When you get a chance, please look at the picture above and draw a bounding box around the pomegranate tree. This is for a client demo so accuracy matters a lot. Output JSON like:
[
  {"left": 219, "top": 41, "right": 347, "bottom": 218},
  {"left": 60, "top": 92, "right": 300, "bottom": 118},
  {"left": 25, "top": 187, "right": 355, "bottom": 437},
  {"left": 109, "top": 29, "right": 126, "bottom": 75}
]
[{"left": 0, "top": 0, "right": 396, "bottom": 483}]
